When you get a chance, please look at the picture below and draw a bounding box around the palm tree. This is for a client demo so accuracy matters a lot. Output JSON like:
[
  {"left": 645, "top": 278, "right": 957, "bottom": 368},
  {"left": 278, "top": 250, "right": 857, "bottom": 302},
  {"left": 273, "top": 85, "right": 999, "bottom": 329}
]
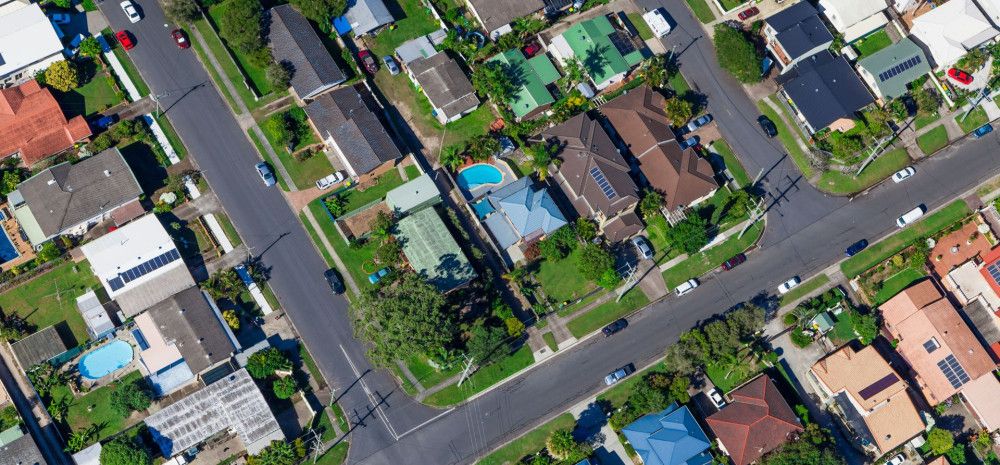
[
  {"left": 440, "top": 144, "right": 465, "bottom": 171},
  {"left": 525, "top": 143, "right": 557, "bottom": 180},
  {"left": 642, "top": 55, "right": 668, "bottom": 89},
  {"left": 559, "top": 57, "right": 585, "bottom": 91}
]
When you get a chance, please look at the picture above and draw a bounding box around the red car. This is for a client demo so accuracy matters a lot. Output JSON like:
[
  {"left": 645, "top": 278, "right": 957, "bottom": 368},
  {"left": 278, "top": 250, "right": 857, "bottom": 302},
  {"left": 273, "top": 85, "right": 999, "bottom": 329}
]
[
  {"left": 171, "top": 29, "right": 189, "bottom": 49},
  {"left": 523, "top": 41, "right": 542, "bottom": 57},
  {"left": 948, "top": 68, "right": 973, "bottom": 85},
  {"left": 737, "top": 6, "right": 759, "bottom": 21},
  {"left": 720, "top": 253, "right": 746, "bottom": 271},
  {"left": 357, "top": 49, "right": 378, "bottom": 74},
  {"left": 115, "top": 30, "right": 135, "bottom": 50}
]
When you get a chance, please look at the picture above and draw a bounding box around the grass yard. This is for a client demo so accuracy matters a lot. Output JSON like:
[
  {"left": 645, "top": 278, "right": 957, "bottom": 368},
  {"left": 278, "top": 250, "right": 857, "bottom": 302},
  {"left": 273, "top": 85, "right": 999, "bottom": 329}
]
[
  {"left": 259, "top": 107, "right": 332, "bottom": 190},
  {"left": 841, "top": 200, "right": 971, "bottom": 277},
  {"left": 598, "top": 362, "right": 667, "bottom": 407},
  {"left": 338, "top": 169, "right": 406, "bottom": 214},
  {"left": 0, "top": 261, "right": 100, "bottom": 346},
  {"left": 778, "top": 273, "right": 830, "bottom": 307},
  {"left": 405, "top": 354, "right": 461, "bottom": 389},
  {"left": 699, "top": 188, "right": 750, "bottom": 230},
  {"left": 872, "top": 267, "right": 927, "bottom": 305},
  {"left": 154, "top": 114, "right": 187, "bottom": 159},
  {"left": 187, "top": 23, "right": 240, "bottom": 109},
  {"left": 405, "top": 164, "right": 421, "bottom": 179},
  {"left": 52, "top": 61, "right": 124, "bottom": 119},
  {"left": 917, "top": 125, "right": 949, "bottom": 155},
  {"left": 110, "top": 46, "right": 150, "bottom": 98},
  {"left": 718, "top": 0, "right": 745, "bottom": 11},
  {"left": 685, "top": 0, "right": 715, "bottom": 23},
  {"left": 711, "top": 140, "right": 751, "bottom": 187},
  {"left": 214, "top": 213, "right": 243, "bottom": 247},
  {"left": 661, "top": 222, "right": 764, "bottom": 289},
  {"left": 298, "top": 212, "right": 336, "bottom": 267},
  {"left": 543, "top": 332, "right": 558, "bottom": 352},
  {"left": 706, "top": 360, "right": 756, "bottom": 393},
  {"left": 627, "top": 13, "right": 654, "bottom": 40},
  {"left": 817, "top": 148, "right": 910, "bottom": 194},
  {"left": 315, "top": 442, "right": 349, "bottom": 465},
  {"left": 668, "top": 72, "right": 691, "bottom": 95},
  {"left": 206, "top": 3, "right": 272, "bottom": 96},
  {"left": 423, "top": 346, "right": 534, "bottom": 407},
  {"left": 476, "top": 413, "right": 577, "bottom": 465},
  {"left": 830, "top": 311, "right": 856, "bottom": 342},
  {"left": 307, "top": 200, "right": 377, "bottom": 288},
  {"left": 914, "top": 112, "right": 940, "bottom": 130},
  {"left": 757, "top": 97, "right": 814, "bottom": 178},
  {"left": 247, "top": 129, "right": 290, "bottom": 191},
  {"left": 50, "top": 371, "right": 143, "bottom": 441},
  {"left": 853, "top": 29, "right": 892, "bottom": 58},
  {"left": 534, "top": 248, "right": 596, "bottom": 302},
  {"left": 567, "top": 290, "right": 650, "bottom": 338},
  {"left": 956, "top": 106, "right": 989, "bottom": 134},
  {"left": 644, "top": 214, "right": 681, "bottom": 263},
  {"left": 366, "top": 0, "right": 441, "bottom": 57}
]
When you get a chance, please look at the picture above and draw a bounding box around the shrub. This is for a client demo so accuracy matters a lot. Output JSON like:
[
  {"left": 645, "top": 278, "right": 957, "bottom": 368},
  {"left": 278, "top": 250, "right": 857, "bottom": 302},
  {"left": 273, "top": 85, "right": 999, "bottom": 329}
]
[
  {"left": 713, "top": 24, "right": 761, "bottom": 83},
  {"left": 110, "top": 379, "right": 152, "bottom": 416},
  {"left": 273, "top": 376, "right": 297, "bottom": 399},
  {"left": 100, "top": 437, "right": 151, "bottom": 465},
  {"left": 790, "top": 329, "right": 813, "bottom": 348},
  {"left": 247, "top": 347, "right": 292, "bottom": 379}
]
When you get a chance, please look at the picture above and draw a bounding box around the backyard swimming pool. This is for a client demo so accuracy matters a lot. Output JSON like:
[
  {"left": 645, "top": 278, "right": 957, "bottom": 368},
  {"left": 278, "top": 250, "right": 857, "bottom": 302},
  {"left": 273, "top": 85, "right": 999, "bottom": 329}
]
[
  {"left": 79, "top": 340, "right": 133, "bottom": 380},
  {"left": 456, "top": 164, "right": 503, "bottom": 191},
  {"left": 0, "top": 230, "right": 19, "bottom": 265}
]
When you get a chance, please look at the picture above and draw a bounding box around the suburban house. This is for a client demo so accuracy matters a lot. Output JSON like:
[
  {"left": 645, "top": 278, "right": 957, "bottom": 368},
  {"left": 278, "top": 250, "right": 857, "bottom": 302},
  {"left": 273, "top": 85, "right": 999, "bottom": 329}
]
[
  {"left": 144, "top": 368, "right": 285, "bottom": 458},
  {"left": 0, "top": 79, "right": 91, "bottom": 166},
  {"left": 601, "top": 86, "right": 717, "bottom": 215},
  {"left": 621, "top": 402, "right": 713, "bottom": 465},
  {"left": 0, "top": 425, "right": 46, "bottom": 465},
  {"left": 10, "top": 325, "right": 68, "bottom": 371},
  {"left": 385, "top": 172, "right": 441, "bottom": 215},
  {"left": 304, "top": 84, "right": 402, "bottom": 178},
  {"left": 481, "top": 176, "right": 568, "bottom": 264},
  {"left": 909, "top": 0, "right": 998, "bottom": 70},
  {"left": 762, "top": 2, "right": 835, "bottom": 73},
  {"left": 463, "top": 0, "right": 545, "bottom": 38},
  {"left": 487, "top": 49, "right": 561, "bottom": 120},
  {"left": 395, "top": 207, "right": 477, "bottom": 292},
  {"left": 856, "top": 38, "right": 931, "bottom": 101},
  {"left": 536, "top": 112, "right": 642, "bottom": 242},
  {"left": 547, "top": 15, "right": 645, "bottom": 90},
  {"left": 395, "top": 35, "right": 439, "bottom": 66},
  {"left": 776, "top": 51, "right": 874, "bottom": 134},
  {"left": 268, "top": 4, "right": 346, "bottom": 101},
  {"left": 705, "top": 375, "right": 803, "bottom": 465},
  {"left": 10, "top": 147, "right": 142, "bottom": 248},
  {"left": 808, "top": 345, "right": 926, "bottom": 458},
  {"left": 340, "top": 0, "right": 393, "bottom": 36},
  {"left": 407, "top": 52, "right": 480, "bottom": 124},
  {"left": 81, "top": 214, "right": 196, "bottom": 319},
  {"left": 816, "top": 0, "right": 889, "bottom": 43},
  {"left": 880, "top": 280, "right": 1000, "bottom": 430},
  {"left": 0, "top": 2, "right": 63, "bottom": 87}
]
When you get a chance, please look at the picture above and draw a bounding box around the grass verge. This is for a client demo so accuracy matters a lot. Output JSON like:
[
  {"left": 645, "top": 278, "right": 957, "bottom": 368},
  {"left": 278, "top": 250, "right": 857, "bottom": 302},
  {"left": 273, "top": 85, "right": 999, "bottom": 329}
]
[
  {"left": 298, "top": 211, "right": 336, "bottom": 267},
  {"left": 778, "top": 273, "right": 830, "bottom": 307},
  {"left": 110, "top": 47, "right": 150, "bottom": 97},
  {"left": 476, "top": 413, "right": 576, "bottom": 465},
  {"left": 685, "top": 0, "right": 715, "bottom": 23},
  {"left": 711, "top": 140, "right": 751, "bottom": 186},
  {"left": 567, "top": 290, "right": 649, "bottom": 338},
  {"left": 423, "top": 346, "right": 534, "bottom": 407},
  {"left": 661, "top": 222, "right": 764, "bottom": 289},
  {"left": 247, "top": 129, "right": 290, "bottom": 191},
  {"left": 917, "top": 125, "right": 949, "bottom": 155},
  {"left": 817, "top": 148, "right": 910, "bottom": 194},
  {"left": 757, "top": 97, "right": 814, "bottom": 178},
  {"left": 956, "top": 106, "right": 989, "bottom": 134}
]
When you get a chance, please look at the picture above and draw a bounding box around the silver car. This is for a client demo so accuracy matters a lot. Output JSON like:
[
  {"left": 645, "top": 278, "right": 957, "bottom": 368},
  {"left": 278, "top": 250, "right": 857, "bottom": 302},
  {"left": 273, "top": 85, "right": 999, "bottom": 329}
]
[
  {"left": 631, "top": 235, "right": 653, "bottom": 260},
  {"left": 604, "top": 364, "right": 636, "bottom": 385},
  {"left": 383, "top": 55, "right": 400, "bottom": 75},
  {"left": 255, "top": 162, "right": 276, "bottom": 187},
  {"left": 891, "top": 166, "right": 915, "bottom": 183}
]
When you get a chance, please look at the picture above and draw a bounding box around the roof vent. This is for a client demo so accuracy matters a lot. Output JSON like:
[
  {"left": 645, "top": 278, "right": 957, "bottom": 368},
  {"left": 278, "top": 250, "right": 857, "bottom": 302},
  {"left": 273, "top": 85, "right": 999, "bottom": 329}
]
[
  {"left": 104, "top": 170, "right": 112, "bottom": 177},
  {"left": 47, "top": 179, "right": 56, "bottom": 186}
]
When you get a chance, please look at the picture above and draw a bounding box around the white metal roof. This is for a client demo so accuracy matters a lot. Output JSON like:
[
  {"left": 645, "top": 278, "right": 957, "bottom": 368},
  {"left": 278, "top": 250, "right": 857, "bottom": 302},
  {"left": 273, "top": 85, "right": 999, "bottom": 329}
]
[
  {"left": 0, "top": 3, "right": 63, "bottom": 78},
  {"left": 818, "top": 0, "right": 887, "bottom": 32},
  {"left": 910, "top": 0, "right": 999, "bottom": 68}
]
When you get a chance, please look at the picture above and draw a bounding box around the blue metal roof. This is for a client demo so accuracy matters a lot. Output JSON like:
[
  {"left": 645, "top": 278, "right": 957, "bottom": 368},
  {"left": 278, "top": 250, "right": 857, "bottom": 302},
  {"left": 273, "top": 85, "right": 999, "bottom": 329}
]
[
  {"left": 487, "top": 177, "right": 567, "bottom": 242},
  {"left": 622, "top": 404, "right": 713, "bottom": 465}
]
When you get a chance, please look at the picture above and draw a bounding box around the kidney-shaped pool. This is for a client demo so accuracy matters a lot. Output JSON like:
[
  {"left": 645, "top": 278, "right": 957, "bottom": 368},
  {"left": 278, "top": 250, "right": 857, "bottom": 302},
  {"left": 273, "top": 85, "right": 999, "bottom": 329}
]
[{"left": 78, "top": 340, "right": 133, "bottom": 380}]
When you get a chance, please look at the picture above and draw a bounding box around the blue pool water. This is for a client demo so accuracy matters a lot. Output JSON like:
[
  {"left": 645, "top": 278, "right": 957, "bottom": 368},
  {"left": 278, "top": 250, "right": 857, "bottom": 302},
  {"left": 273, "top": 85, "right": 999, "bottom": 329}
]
[
  {"left": 0, "top": 230, "right": 19, "bottom": 264},
  {"left": 457, "top": 164, "right": 503, "bottom": 191},
  {"left": 78, "top": 340, "right": 133, "bottom": 380}
]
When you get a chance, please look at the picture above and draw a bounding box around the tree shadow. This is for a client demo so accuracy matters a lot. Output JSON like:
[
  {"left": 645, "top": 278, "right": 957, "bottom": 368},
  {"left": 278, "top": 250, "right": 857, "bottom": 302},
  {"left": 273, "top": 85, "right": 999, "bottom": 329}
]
[{"left": 120, "top": 142, "right": 168, "bottom": 197}]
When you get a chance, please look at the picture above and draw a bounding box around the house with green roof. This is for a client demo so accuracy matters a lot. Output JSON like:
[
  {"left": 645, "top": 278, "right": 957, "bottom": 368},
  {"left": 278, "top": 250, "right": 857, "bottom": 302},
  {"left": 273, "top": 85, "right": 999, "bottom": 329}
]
[
  {"left": 395, "top": 207, "right": 477, "bottom": 292},
  {"left": 855, "top": 38, "right": 930, "bottom": 101},
  {"left": 487, "top": 50, "right": 561, "bottom": 120},
  {"left": 547, "top": 15, "right": 646, "bottom": 90}
]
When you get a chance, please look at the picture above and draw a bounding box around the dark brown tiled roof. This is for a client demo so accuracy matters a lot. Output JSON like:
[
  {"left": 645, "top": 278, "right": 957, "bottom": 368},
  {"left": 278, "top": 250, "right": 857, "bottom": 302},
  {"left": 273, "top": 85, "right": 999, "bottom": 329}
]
[
  {"left": 706, "top": 375, "right": 803, "bottom": 465},
  {"left": 0, "top": 80, "right": 91, "bottom": 166},
  {"left": 304, "top": 85, "right": 401, "bottom": 175},
  {"left": 268, "top": 4, "right": 345, "bottom": 100},
  {"left": 466, "top": 0, "right": 545, "bottom": 33},
  {"left": 146, "top": 286, "right": 235, "bottom": 374},
  {"left": 408, "top": 53, "right": 479, "bottom": 120},
  {"left": 603, "top": 210, "right": 643, "bottom": 242}
]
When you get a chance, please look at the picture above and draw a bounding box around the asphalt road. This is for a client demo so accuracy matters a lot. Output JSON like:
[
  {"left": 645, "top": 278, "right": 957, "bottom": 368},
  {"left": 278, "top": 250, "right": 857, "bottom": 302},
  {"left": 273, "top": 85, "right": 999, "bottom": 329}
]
[{"left": 96, "top": 2, "right": 1000, "bottom": 465}]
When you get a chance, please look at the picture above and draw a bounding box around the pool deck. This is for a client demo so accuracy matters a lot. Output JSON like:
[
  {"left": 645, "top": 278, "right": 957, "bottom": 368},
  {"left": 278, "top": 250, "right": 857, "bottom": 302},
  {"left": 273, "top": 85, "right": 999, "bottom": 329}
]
[
  {"left": 0, "top": 204, "right": 35, "bottom": 271},
  {"left": 458, "top": 159, "right": 518, "bottom": 201}
]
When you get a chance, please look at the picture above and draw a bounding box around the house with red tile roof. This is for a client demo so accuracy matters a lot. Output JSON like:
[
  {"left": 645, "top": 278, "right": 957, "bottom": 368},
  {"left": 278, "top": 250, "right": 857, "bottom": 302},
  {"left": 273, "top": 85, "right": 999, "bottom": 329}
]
[
  {"left": 705, "top": 375, "right": 803, "bottom": 465},
  {"left": 0, "top": 80, "right": 91, "bottom": 166}
]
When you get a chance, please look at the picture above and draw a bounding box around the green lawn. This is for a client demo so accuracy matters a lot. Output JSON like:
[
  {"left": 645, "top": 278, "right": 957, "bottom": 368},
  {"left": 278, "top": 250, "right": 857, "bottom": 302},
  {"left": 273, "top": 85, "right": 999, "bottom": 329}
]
[
  {"left": 214, "top": 213, "right": 243, "bottom": 247},
  {"left": 543, "top": 332, "right": 558, "bottom": 351},
  {"left": 299, "top": 211, "right": 336, "bottom": 267},
  {"left": 389, "top": 363, "right": 419, "bottom": 396},
  {"left": 757, "top": 97, "right": 814, "bottom": 178},
  {"left": 567, "top": 290, "right": 650, "bottom": 338},
  {"left": 535, "top": 247, "right": 596, "bottom": 302},
  {"left": 598, "top": 362, "right": 667, "bottom": 407},
  {"left": 662, "top": 222, "right": 764, "bottom": 289},
  {"left": 956, "top": 106, "right": 989, "bottom": 134},
  {"left": 154, "top": 114, "right": 187, "bottom": 159},
  {"left": 405, "top": 354, "right": 461, "bottom": 389},
  {"left": 685, "top": 0, "right": 715, "bottom": 22},
  {"left": 110, "top": 46, "right": 150, "bottom": 98},
  {"left": 187, "top": 23, "right": 240, "bottom": 110},
  {"left": 917, "top": 125, "right": 949, "bottom": 155},
  {"left": 311, "top": 408, "right": 338, "bottom": 442},
  {"left": 405, "top": 165, "right": 421, "bottom": 179},
  {"left": 423, "top": 346, "right": 534, "bottom": 407},
  {"left": 367, "top": 0, "right": 441, "bottom": 57},
  {"left": 315, "top": 442, "right": 349, "bottom": 465},
  {"left": 307, "top": 200, "right": 377, "bottom": 288},
  {"left": 627, "top": 13, "right": 654, "bottom": 40},
  {"left": 853, "top": 29, "right": 892, "bottom": 58},
  {"left": 841, "top": 200, "right": 971, "bottom": 277},
  {"left": 0, "top": 261, "right": 100, "bottom": 347},
  {"left": 191, "top": 19, "right": 279, "bottom": 110},
  {"left": 873, "top": 267, "right": 927, "bottom": 305},
  {"left": 259, "top": 107, "right": 332, "bottom": 190},
  {"left": 247, "top": 129, "right": 289, "bottom": 191},
  {"left": 817, "top": 148, "right": 910, "bottom": 194},
  {"left": 299, "top": 342, "right": 326, "bottom": 388},
  {"left": 778, "top": 273, "right": 830, "bottom": 307},
  {"left": 206, "top": 2, "right": 272, "bottom": 96},
  {"left": 476, "top": 413, "right": 577, "bottom": 465},
  {"left": 830, "top": 311, "right": 856, "bottom": 342},
  {"left": 337, "top": 169, "right": 406, "bottom": 214},
  {"left": 645, "top": 214, "right": 681, "bottom": 263},
  {"left": 711, "top": 140, "right": 751, "bottom": 186},
  {"left": 706, "top": 360, "right": 756, "bottom": 393},
  {"left": 49, "top": 371, "right": 143, "bottom": 441},
  {"left": 53, "top": 66, "right": 123, "bottom": 119},
  {"left": 914, "top": 112, "right": 940, "bottom": 130}
]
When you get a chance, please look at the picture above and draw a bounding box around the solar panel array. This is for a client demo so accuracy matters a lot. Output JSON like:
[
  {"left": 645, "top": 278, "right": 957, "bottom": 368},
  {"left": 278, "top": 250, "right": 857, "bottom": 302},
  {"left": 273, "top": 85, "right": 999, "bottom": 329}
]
[
  {"left": 609, "top": 30, "right": 636, "bottom": 57},
  {"left": 857, "top": 373, "right": 899, "bottom": 400},
  {"left": 936, "top": 354, "right": 971, "bottom": 389},
  {"left": 987, "top": 262, "right": 1000, "bottom": 287},
  {"left": 877, "top": 55, "right": 922, "bottom": 83},
  {"left": 590, "top": 166, "right": 617, "bottom": 200},
  {"left": 107, "top": 249, "right": 182, "bottom": 291}
]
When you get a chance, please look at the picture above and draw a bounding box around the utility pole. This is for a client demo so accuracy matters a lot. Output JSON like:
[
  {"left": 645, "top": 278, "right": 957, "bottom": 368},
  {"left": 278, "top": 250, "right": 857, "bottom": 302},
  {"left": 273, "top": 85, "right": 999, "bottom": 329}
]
[
  {"left": 457, "top": 355, "right": 475, "bottom": 387},
  {"left": 616, "top": 262, "right": 638, "bottom": 302},
  {"left": 303, "top": 428, "right": 321, "bottom": 463},
  {"left": 738, "top": 196, "right": 766, "bottom": 239},
  {"left": 960, "top": 86, "right": 992, "bottom": 123}
]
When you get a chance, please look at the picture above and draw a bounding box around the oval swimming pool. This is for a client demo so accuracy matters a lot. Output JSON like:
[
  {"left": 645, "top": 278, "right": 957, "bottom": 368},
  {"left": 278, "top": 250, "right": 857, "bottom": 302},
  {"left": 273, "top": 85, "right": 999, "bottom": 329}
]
[
  {"left": 78, "top": 340, "right": 133, "bottom": 380},
  {"left": 456, "top": 164, "right": 503, "bottom": 191}
]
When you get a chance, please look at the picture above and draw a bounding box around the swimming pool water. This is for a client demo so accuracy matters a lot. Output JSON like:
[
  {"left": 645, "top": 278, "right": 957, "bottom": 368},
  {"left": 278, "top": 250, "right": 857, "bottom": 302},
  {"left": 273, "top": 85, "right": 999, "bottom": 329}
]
[
  {"left": 0, "top": 230, "right": 19, "bottom": 264},
  {"left": 78, "top": 340, "right": 133, "bottom": 380},
  {"left": 457, "top": 164, "right": 503, "bottom": 191}
]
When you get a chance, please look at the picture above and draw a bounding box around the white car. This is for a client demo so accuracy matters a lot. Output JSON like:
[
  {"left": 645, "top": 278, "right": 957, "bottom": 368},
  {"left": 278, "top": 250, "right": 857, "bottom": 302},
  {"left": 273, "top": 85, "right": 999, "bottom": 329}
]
[
  {"left": 675, "top": 278, "right": 699, "bottom": 297},
  {"left": 120, "top": 0, "right": 141, "bottom": 23},
  {"left": 642, "top": 8, "right": 672, "bottom": 37},
  {"left": 708, "top": 388, "right": 726, "bottom": 408},
  {"left": 892, "top": 166, "right": 915, "bottom": 183},
  {"left": 315, "top": 171, "right": 345, "bottom": 190},
  {"left": 884, "top": 454, "right": 905, "bottom": 465},
  {"left": 777, "top": 276, "right": 801, "bottom": 295},
  {"left": 896, "top": 205, "right": 926, "bottom": 228}
]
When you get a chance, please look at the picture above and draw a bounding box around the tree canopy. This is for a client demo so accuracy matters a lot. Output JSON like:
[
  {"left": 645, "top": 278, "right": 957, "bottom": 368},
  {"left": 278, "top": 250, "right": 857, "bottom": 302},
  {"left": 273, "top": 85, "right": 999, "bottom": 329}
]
[
  {"left": 100, "top": 437, "right": 151, "bottom": 465},
  {"left": 472, "top": 61, "right": 516, "bottom": 103},
  {"left": 44, "top": 61, "right": 79, "bottom": 92},
  {"left": 713, "top": 24, "right": 762, "bottom": 84},
  {"left": 578, "top": 243, "right": 619, "bottom": 288},
  {"left": 289, "top": 0, "right": 347, "bottom": 29},
  {"left": 247, "top": 347, "right": 292, "bottom": 379},
  {"left": 219, "top": 0, "right": 264, "bottom": 54},
  {"left": 666, "top": 215, "right": 709, "bottom": 255}
]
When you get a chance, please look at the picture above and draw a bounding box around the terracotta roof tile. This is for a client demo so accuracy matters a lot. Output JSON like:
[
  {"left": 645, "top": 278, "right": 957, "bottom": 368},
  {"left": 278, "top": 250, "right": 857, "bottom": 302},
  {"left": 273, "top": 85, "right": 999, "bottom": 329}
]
[
  {"left": 0, "top": 80, "right": 91, "bottom": 166},
  {"left": 706, "top": 375, "right": 803, "bottom": 465}
]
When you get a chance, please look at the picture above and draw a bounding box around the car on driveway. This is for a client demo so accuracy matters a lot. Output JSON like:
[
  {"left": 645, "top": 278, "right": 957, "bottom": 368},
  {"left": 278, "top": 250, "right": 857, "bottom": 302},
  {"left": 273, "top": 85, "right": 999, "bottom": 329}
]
[
  {"left": 892, "top": 166, "right": 915, "bottom": 183},
  {"left": 685, "top": 114, "right": 713, "bottom": 133},
  {"left": 757, "top": 115, "right": 777, "bottom": 138},
  {"left": 679, "top": 135, "right": 700, "bottom": 149},
  {"left": 604, "top": 363, "right": 635, "bottom": 385},
  {"left": 523, "top": 41, "right": 542, "bottom": 57},
  {"left": 116, "top": 30, "right": 135, "bottom": 50},
  {"left": 737, "top": 6, "right": 759, "bottom": 21},
  {"left": 324, "top": 268, "right": 345, "bottom": 294},
  {"left": 845, "top": 239, "right": 868, "bottom": 257},
  {"left": 948, "top": 68, "right": 973, "bottom": 85},
  {"left": 171, "top": 29, "right": 189, "bottom": 49},
  {"left": 777, "top": 276, "right": 800, "bottom": 295},
  {"left": 92, "top": 114, "right": 119, "bottom": 130},
  {"left": 358, "top": 50, "right": 378, "bottom": 74},
  {"left": 383, "top": 55, "right": 400, "bottom": 75},
  {"left": 255, "top": 162, "right": 276, "bottom": 187},
  {"left": 885, "top": 454, "right": 905, "bottom": 465},
  {"left": 973, "top": 123, "right": 994, "bottom": 138},
  {"left": 631, "top": 235, "right": 653, "bottom": 260},
  {"left": 708, "top": 388, "right": 726, "bottom": 408},
  {"left": 602, "top": 318, "right": 628, "bottom": 337},
  {"left": 120, "top": 0, "right": 141, "bottom": 23},
  {"left": 721, "top": 253, "right": 746, "bottom": 271}
]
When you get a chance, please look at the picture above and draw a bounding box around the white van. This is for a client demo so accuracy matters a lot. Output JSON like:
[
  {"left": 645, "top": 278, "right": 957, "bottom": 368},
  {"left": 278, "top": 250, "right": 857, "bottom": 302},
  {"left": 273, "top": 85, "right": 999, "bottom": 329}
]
[
  {"left": 675, "top": 278, "right": 699, "bottom": 296},
  {"left": 643, "top": 9, "right": 672, "bottom": 37},
  {"left": 896, "top": 205, "right": 926, "bottom": 228}
]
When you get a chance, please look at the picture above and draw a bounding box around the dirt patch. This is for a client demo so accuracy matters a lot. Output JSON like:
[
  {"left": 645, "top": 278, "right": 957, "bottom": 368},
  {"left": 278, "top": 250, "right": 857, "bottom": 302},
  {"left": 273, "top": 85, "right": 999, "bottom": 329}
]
[{"left": 338, "top": 201, "right": 391, "bottom": 239}]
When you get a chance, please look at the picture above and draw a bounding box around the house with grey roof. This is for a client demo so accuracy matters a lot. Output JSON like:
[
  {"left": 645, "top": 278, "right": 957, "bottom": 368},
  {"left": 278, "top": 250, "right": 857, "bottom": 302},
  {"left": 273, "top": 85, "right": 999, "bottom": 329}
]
[
  {"left": 763, "top": 2, "right": 834, "bottom": 73},
  {"left": 268, "top": 4, "right": 346, "bottom": 101},
  {"left": 304, "top": 84, "right": 402, "bottom": 177},
  {"left": 856, "top": 38, "right": 931, "bottom": 101},
  {"left": 464, "top": 0, "right": 545, "bottom": 38},
  {"left": 11, "top": 325, "right": 67, "bottom": 371},
  {"left": 395, "top": 35, "right": 438, "bottom": 65},
  {"left": 0, "top": 425, "right": 45, "bottom": 465},
  {"left": 777, "top": 50, "right": 874, "bottom": 134},
  {"left": 342, "top": 0, "right": 393, "bottom": 35},
  {"left": 9, "top": 147, "right": 141, "bottom": 248},
  {"left": 385, "top": 172, "right": 440, "bottom": 214},
  {"left": 482, "top": 176, "right": 567, "bottom": 263},
  {"left": 407, "top": 52, "right": 480, "bottom": 124}
]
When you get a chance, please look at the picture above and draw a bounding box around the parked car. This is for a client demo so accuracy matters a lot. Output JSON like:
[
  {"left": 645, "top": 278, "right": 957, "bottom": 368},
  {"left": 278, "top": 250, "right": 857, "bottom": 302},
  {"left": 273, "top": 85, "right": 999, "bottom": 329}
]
[
  {"left": 383, "top": 55, "right": 400, "bottom": 75},
  {"left": 675, "top": 279, "right": 699, "bottom": 296},
  {"left": 757, "top": 115, "right": 777, "bottom": 138},
  {"left": 604, "top": 364, "right": 636, "bottom": 386},
  {"left": 896, "top": 205, "right": 926, "bottom": 228},
  {"left": 845, "top": 239, "right": 868, "bottom": 257},
  {"left": 891, "top": 166, "right": 915, "bottom": 183},
  {"left": 171, "top": 29, "right": 189, "bottom": 49},
  {"left": 642, "top": 8, "right": 671, "bottom": 37},
  {"left": 948, "top": 68, "right": 973, "bottom": 85},
  {"left": 708, "top": 388, "right": 726, "bottom": 408},
  {"left": 631, "top": 236, "right": 654, "bottom": 260},
  {"left": 120, "top": 0, "right": 141, "bottom": 23},
  {"left": 255, "top": 162, "right": 276, "bottom": 187},
  {"left": 685, "top": 114, "right": 713, "bottom": 133},
  {"left": 602, "top": 318, "right": 628, "bottom": 337},
  {"left": 92, "top": 114, "right": 119, "bottom": 130},
  {"left": 721, "top": 253, "right": 746, "bottom": 271},
  {"left": 315, "top": 171, "right": 346, "bottom": 190},
  {"left": 48, "top": 13, "right": 71, "bottom": 24},
  {"left": 777, "top": 276, "right": 801, "bottom": 295},
  {"left": 115, "top": 30, "right": 135, "bottom": 50},
  {"left": 973, "top": 123, "right": 994, "bottom": 139},
  {"left": 323, "top": 268, "right": 345, "bottom": 294},
  {"left": 358, "top": 50, "right": 378, "bottom": 74},
  {"left": 679, "top": 135, "right": 700, "bottom": 149},
  {"left": 885, "top": 454, "right": 905, "bottom": 465},
  {"left": 737, "top": 6, "right": 759, "bottom": 21},
  {"left": 523, "top": 41, "right": 542, "bottom": 57},
  {"left": 368, "top": 267, "right": 389, "bottom": 284}
]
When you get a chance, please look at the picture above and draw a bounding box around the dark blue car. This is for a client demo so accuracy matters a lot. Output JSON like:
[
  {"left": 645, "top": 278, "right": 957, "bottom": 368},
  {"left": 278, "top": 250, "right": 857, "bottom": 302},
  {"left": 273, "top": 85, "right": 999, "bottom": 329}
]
[
  {"left": 845, "top": 239, "right": 868, "bottom": 257},
  {"left": 92, "top": 114, "right": 118, "bottom": 130},
  {"left": 973, "top": 123, "right": 994, "bottom": 139}
]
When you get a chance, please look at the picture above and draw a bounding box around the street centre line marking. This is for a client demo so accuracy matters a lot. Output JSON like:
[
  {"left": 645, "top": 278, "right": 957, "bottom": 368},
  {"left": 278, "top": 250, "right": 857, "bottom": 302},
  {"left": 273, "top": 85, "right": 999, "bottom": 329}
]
[
  {"left": 339, "top": 344, "right": 399, "bottom": 440},
  {"left": 395, "top": 407, "right": 455, "bottom": 440}
]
